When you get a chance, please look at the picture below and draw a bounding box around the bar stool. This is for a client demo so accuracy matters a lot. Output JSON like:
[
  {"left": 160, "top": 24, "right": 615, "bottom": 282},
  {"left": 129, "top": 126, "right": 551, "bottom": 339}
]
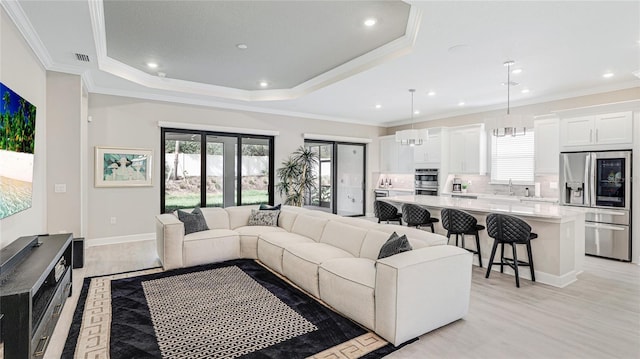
[
  {"left": 402, "top": 203, "right": 439, "bottom": 233},
  {"left": 441, "top": 208, "right": 484, "bottom": 267},
  {"left": 374, "top": 200, "right": 402, "bottom": 225},
  {"left": 485, "top": 213, "right": 537, "bottom": 288}
]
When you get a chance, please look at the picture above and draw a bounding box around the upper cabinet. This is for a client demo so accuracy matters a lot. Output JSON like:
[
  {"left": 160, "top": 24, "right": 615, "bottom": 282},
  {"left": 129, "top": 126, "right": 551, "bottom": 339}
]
[
  {"left": 534, "top": 117, "right": 559, "bottom": 174},
  {"left": 448, "top": 124, "right": 487, "bottom": 174},
  {"left": 560, "top": 111, "right": 633, "bottom": 150},
  {"left": 379, "top": 135, "right": 413, "bottom": 173},
  {"left": 413, "top": 128, "right": 442, "bottom": 167}
]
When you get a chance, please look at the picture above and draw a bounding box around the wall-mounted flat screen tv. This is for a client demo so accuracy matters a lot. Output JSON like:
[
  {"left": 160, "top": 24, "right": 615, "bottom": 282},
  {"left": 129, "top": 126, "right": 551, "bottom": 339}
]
[{"left": 0, "top": 82, "right": 37, "bottom": 220}]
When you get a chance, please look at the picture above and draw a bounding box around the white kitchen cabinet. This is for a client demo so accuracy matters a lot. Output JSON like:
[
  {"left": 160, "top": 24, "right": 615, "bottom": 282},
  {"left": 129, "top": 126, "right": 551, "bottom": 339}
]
[
  {"left": 560, "top": 111, "right": 633, "bottom": 149},
  {"left": 379, "top": 135, "right": 413, "bottom": 173},
  {"left": 448, "top": 124, "right": 487, "bottom": 174},
  {"left": 413, "top": 128, "right": 442, "bottom": 166},
  {"left": 534, "top": 117, "right": 559, "bottom": 174}
]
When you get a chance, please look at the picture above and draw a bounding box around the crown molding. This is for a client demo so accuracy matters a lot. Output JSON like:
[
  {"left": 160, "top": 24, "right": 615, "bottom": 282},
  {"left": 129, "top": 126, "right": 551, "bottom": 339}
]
[{"left": 88, "top": 0, "right": 420, "bottom": 102}]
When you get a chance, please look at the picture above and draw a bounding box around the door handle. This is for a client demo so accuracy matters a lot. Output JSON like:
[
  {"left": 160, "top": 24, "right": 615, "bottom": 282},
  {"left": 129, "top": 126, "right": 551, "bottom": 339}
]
[
  {"left": 585, "top": 223, "right": 626, "bottom": 231},
  {"left": 595, "top": 129, "right": 598, "bottom": 142},
  {"left": 589, "top": 129, "right": 593, "bottom": 143}
]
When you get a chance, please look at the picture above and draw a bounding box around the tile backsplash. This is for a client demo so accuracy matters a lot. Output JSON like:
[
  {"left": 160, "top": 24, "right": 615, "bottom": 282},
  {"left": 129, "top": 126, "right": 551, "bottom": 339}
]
[
  {"left": 375, "top": 173, "right": 414, "bottom": 189},
  {"left": 444, "top": 174, "right": 560, "bottom": 199}
]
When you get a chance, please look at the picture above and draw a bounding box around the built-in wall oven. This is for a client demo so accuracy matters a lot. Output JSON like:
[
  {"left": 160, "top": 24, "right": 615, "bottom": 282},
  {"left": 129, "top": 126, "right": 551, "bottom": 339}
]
[
  {"left": 560, "top": 150, "right": 632, "bottom": 261},
  {"left": 415, "top": 168, "right": 439, "bottom": 196}
]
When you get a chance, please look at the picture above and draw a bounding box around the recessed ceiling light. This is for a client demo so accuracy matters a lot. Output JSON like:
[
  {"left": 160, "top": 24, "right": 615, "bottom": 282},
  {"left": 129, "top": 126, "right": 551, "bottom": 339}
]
[
  {"left": 375, "top": 104, "right": 382, "bottom": 109},
  {"left": 364, "top": 18, "right": 377, "bottom": 27},
  {"left": 237, "top": 43, "right": 248, "bottom": 50},
  {"left": 602, "top": 72, "right": 614, "bottom": 78},
  {"left": 259, "top": 81, "right": 269, "bottom": 88},
  {"left": 458, "top": 101, "right": 465, "bottom": 106},
  {"left": 512, "top": 68, "right": 523, "bottom": 74},
  {"left": 521, "top": 88, "right": 530, "bottom": 94},
  {"left": 147, "top": 62, "right": 158, "bottom": 69},
  {"left": 414, "top": 110, "right": 420, "bottom": 115},
  {"left": 427, "top": 91, "right": 436, "bottom": 96}
]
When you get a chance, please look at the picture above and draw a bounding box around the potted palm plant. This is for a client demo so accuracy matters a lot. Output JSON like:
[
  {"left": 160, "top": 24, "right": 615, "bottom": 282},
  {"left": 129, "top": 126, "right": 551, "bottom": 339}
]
[{"left": 276, "top": 146, "right": 318, "bottom": 206}]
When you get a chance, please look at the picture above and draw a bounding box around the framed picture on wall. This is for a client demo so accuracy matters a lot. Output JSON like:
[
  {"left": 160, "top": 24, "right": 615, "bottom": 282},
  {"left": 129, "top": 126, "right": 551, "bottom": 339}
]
[{"left": 95, "top": 146, "right": 153, "bottom": 187}]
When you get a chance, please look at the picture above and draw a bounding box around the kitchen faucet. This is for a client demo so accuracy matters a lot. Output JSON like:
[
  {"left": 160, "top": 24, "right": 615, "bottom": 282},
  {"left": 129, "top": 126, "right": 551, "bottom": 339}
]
[{"left": 508, "top": 178, "right": 514, "bottom": 196}]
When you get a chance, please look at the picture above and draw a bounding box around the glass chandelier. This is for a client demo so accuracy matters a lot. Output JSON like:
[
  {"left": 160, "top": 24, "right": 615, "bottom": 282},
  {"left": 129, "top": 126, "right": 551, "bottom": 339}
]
[
  {"left": 491, "top": 60, "right": 526, "bottom": 137},
  {"left": 395, "top": 89, "right": 426, "bottom": 146}
]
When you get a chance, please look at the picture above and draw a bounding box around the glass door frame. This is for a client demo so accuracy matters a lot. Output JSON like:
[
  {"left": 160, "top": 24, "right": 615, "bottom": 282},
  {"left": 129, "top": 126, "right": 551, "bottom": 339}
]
[
  {"left": 161, "top": 127, "right": 275, "bottom": 213},
  {"left": 304, "top": 139, "right": 367, "bottom": 217}
]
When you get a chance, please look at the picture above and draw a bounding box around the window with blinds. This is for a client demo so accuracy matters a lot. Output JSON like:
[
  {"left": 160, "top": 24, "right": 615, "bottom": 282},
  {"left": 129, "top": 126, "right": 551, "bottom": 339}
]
[{"left": 490, "top": 130, "right": 535, "bottom": 183}]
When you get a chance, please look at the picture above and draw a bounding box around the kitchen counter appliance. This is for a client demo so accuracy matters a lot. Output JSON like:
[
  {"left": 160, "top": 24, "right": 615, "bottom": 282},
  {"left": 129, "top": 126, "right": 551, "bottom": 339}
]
[
  {"left": 415, "top": 168, "right": 439, "bottom": 196},
  {"left": 560, "top": 150, "right": 632, "bottom": 261}
]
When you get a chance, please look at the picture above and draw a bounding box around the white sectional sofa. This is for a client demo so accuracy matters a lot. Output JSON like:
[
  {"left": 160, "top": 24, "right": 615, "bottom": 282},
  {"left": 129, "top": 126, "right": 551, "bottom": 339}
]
[{"left": 155, "top": 205, "right": 472, "bottom": 346}]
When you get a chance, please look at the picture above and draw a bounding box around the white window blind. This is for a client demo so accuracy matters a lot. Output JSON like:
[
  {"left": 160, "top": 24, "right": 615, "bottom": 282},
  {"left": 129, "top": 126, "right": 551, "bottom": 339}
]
[{"left": 491, "top": 130, "right": 535, "bottom": 183}]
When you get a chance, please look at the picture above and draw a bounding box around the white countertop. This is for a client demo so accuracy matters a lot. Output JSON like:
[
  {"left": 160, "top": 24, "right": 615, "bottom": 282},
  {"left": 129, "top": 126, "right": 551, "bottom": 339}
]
[
  {"left": 384, "top": 195, "right": 582, "bottom": 221},
  {"left": 442, "top": 191, "right": 559, "bottom": 204},
  {"left": 375, "top": 188, "right": 414, "bottom": 192}
]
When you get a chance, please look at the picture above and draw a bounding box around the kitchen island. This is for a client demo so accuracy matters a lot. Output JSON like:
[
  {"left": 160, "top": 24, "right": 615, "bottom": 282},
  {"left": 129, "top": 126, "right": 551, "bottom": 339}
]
[{"left": 383, "top": 195, "right": 586, "bottom": 288}]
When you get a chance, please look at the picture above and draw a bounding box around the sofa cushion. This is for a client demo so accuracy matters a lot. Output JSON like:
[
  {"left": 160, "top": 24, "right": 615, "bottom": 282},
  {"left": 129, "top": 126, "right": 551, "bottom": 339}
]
[
  {"left": 177, "top": 208, "right": 209, "bottom": 235},
  {"left": 319, "top": 258, "right": 376, "bottom": 329},
  {"left": 257, "top": 232, "right": 315, "bottom": 274},
  {"left": 378, "top": 232, "right": 412, "bottom": 259},
  {"left": 225, "top": 205, "right": 258, "bottom": 229},
  {"left": 248, "top": 209, "right": 280, "bottom": 226},
  {"left": 319, "top": 221, "right": 368, "bottom": 257},
  {"left": 199, "top": 207, "right": 230, "bottom": 230},
  {"left": 291, "top": 214, "right": 329, "bottom": 241},
  {"left": 282, "top": 243, "right": 354, "bottom": 298},
  {"left": 235, "top": 225, "right": 286, "bottom": 259},
  {"left": 182, "top": 229, "right": 239, "bottom": 267},
  {"left": 360, "top": 230, "right": 395, "bottom": 260},
  {"left": 277, "top": 210, "right": 299, "bottom": 232}
]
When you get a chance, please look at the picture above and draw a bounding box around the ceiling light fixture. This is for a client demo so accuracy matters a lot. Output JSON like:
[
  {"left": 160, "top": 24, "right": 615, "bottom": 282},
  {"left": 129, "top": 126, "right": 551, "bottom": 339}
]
[
  {"left": 375, "top": 104, "right": 382, "bottom": 109},
  {"left": 395, "top": 89, "right": 426, "bottom": 147},
  {"left": 458, "top": 101, "right": 465, "bottom": 106},
  {"left": 512, "top": 68, "right": 523, "bottom": 74},
  {"left": 259, "top": 81, "right": 269, "bottom": 88},
  {"left": 147, "top": 62, "right": 158, "bottom": 69},
  {"left": 602, "top": 72, "right": 614, "bottom": 78},
  {"left": 489, "top": 60, "right": 529, "bottom": 137},
  {"left": 414, "top": 110, "right": 420, "bottom": 115},
  {"left": 427, "top": 91, "right": 436, "bottom": 96},
  {"left": 521, "top": 88, "right": 530, "bottom": 94},
  {"left": 364, "top": 18, "right": 377, "bottom": 27},
  {"left": 237, "top": 43, "right": 248, "bottom": 49}
]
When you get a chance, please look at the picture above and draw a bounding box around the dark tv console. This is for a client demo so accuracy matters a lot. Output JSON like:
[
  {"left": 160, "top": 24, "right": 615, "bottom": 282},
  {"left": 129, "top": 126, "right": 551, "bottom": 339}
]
[{"left": 0, "top": 234, "right": 73, "bottom": 358}]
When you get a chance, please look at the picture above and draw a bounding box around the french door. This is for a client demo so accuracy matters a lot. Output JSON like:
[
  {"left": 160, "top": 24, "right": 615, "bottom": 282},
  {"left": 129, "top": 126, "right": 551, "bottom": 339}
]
[
  {"left": 161, "top": 128, "right": 274, "bottom": 212},
  {"left": 304, "top": 140, "right": 366, "bottom": 216}
]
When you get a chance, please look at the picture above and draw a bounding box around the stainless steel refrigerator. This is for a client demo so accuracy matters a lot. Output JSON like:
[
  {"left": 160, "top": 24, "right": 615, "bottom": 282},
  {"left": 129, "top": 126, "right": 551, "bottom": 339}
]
[{"left": 560, "top": 150, "right": 632, "bottom": 261}]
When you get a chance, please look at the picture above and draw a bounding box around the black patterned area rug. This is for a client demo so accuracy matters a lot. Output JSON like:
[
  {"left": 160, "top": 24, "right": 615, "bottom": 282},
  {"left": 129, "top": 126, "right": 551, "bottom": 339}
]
[{"left": 62, "top": 259, "right": 414, "bottom": 358}]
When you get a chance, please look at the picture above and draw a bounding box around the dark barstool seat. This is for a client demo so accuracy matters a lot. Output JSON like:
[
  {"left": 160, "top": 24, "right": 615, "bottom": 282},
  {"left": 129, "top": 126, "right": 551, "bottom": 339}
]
[
  {"left": 441, "top": 208, "right": 484, "bottom": 268},
  {"left": 402, "top": 203, "right": 439, "bottom": 232},
  {"left": 374, "top": 200, "right": 402, "bottom": 225},
  {"left": 485, "top": 213, "right": 536, "bottom": 288}
]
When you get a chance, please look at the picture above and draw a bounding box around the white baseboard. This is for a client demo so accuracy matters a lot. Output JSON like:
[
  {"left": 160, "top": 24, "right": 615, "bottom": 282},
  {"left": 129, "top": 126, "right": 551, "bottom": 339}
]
[{"left": 87, "top": 232, "right": 155, "bottom": 247}]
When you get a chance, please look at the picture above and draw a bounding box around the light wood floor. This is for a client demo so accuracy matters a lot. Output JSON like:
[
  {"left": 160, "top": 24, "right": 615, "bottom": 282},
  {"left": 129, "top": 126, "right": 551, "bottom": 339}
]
[{"left": 45, "top": 240, "right": 640, "bottom": 359}]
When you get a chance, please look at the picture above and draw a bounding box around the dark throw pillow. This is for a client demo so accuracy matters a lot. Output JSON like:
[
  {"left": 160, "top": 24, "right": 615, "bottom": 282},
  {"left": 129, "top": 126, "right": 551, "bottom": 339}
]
[
  {"left": 378, "top": 232, "right": 412, "bottom": 260},
  {"left": 177, "top": 207, "right": 210, "bottom": 235},
  {"left": 248, "top": 209, "right": 280, "bottom": 226},
  {"left": 259, "top": 203, "right": 282, "bottom": 211}
]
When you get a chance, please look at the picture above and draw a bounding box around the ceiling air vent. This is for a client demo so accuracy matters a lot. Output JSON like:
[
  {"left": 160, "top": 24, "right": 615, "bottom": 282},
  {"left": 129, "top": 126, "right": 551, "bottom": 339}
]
[{"left": 75, "top": 53, "right": 90, "bottom": 62}]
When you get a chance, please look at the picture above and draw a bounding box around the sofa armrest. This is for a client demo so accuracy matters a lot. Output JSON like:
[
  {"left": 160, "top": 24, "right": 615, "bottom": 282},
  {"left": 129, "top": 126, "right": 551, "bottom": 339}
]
[
  {"left": 374, "top": 245, "right": 472, "bottom": 346},
  {"left": 155, "top": 213, "right": 185, "bottom": 270}
]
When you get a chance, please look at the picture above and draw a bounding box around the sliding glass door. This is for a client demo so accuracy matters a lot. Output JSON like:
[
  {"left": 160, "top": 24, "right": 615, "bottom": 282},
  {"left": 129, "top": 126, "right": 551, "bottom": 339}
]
[
  {"left": 304, "top": 140, "right": 366, "bottom": 216},
  {"left": 162, "top": 129, "right": 273, "bottom": 212}
]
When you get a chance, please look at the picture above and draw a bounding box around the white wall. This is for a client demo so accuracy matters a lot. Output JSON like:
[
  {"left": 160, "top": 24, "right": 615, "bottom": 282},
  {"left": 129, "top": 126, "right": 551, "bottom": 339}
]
[
  {"left": 87, "top": 94, "right": 384, "bottom": 241},
  {"left": 46, "top": 71, "right": 82, "bottom": 237},
  {"left": 0, "top": 7, "right": 47, "bottom": 248}
]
